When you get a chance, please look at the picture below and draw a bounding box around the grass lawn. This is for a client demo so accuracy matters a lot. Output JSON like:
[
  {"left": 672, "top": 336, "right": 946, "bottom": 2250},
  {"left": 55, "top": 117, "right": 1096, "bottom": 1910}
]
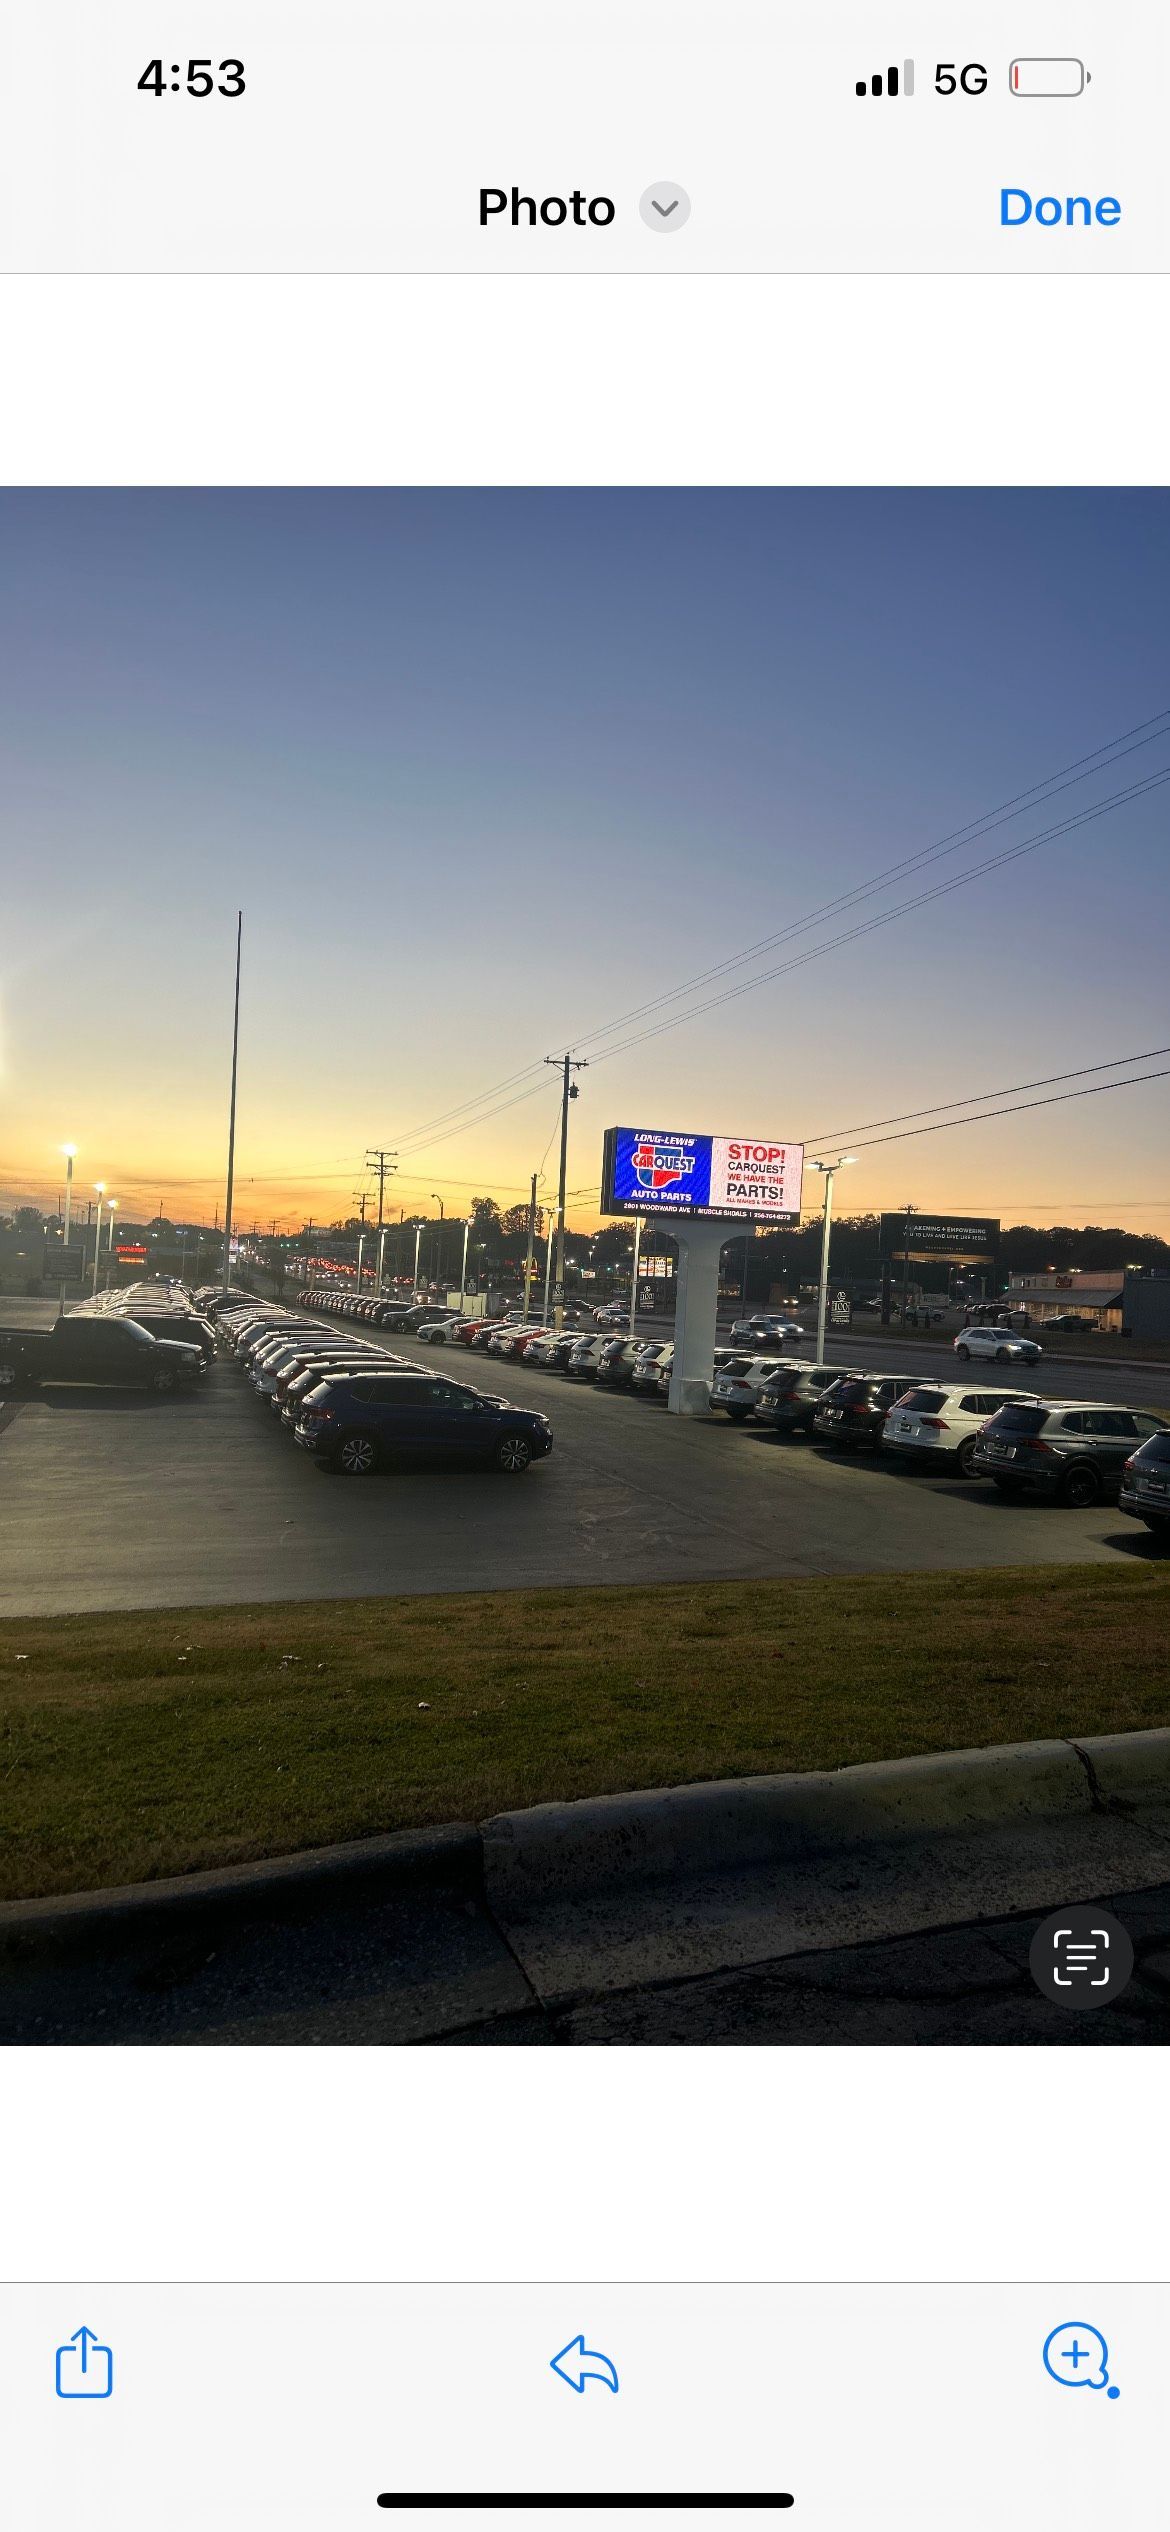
[{"left": 2, "top": 1564, "right": 1169, "bottom": 1901}]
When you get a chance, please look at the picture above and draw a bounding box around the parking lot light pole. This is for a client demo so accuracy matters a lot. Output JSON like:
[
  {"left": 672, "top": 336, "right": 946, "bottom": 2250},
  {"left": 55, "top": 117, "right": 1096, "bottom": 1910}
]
[
  {"left": 221, "top": 911, "right": 243, "bottom": 1296},
  {"left": 412, "top": 1223, "right": 422, "bottom": 1296},
  {"left": 522, "top": 1172, "right": 538, "bottom": 1324},
  {"left": 91, "top": 1183, "right": 106, "bottom": 1295},
  {"left": 104, "top": 1198, "right": 118, "bottom": 1289},
  {"left": 58, "top": 1144, "right": 76, "bottom": 1316},
  {"left": 809, "top": 1156, "right": 856, "bottom": 1367},
  {"left": 458, "top": 1219, "right": 470, "bottom": 1311},
  {"left": 431, "top": 1196, "right": 444, "bottom": 1297},
  {"left": 900, "top": 1200, "right": 916, "bottom": 1327}
]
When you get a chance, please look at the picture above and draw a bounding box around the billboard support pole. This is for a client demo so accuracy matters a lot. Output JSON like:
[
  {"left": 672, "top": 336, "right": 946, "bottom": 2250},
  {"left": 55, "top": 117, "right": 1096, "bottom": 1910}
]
[
  {"left": 666, "top": 1219, "right": 725, "bottom": 1415},
  {"left": 629, "top": 1214, "right": 642, "bottom": 1331}
]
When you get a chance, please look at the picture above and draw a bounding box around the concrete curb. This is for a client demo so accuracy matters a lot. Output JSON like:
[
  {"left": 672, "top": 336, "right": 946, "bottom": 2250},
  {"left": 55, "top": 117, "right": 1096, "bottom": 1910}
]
[
  {"left": 4, "top": 1733, "right": 1169, "bottom": 1995},
  {"left": 0, "top": 1822, "right": 481, "bottom": 1967},
  {"left": 481, "top": 1729, "right": 1170, "bottom": 2000}
]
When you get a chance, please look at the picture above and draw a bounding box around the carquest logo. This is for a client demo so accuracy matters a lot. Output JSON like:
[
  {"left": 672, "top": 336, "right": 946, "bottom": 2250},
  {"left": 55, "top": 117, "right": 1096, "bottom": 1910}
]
[{"left": 632, "top": 1139, "right": 696, "bottom": 1193}]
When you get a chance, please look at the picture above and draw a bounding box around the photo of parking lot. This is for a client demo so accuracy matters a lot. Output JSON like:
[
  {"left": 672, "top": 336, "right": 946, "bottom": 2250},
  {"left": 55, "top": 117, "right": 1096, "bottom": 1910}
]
[{"left": 3, "top": 487, "right": 1170, "bottom": 2044}]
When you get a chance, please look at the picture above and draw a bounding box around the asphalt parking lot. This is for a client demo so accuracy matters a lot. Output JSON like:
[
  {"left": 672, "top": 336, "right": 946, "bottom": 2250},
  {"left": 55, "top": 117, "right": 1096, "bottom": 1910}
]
[{"left": 1, "top": 1321, "right": 1166, "bottom": 1617}]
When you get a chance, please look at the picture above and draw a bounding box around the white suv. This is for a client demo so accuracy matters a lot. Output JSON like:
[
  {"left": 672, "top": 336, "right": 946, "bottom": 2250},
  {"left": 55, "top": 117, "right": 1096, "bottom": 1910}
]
[
  {"left": 710, "top": 1354, "right": 789, "bottom": 1421},
  {"left": 954, "top": 1325, "right": 1043, "bottom": 1365},
  {"left": 884, "top": 1381, "right": 1041, "bottom": 1477}
]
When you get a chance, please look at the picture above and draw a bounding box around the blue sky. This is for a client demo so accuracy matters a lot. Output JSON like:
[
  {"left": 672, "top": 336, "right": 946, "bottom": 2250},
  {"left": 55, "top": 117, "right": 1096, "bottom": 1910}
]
[{"left": 2, "top": 488, "right": 1167, "bottom": 1229}]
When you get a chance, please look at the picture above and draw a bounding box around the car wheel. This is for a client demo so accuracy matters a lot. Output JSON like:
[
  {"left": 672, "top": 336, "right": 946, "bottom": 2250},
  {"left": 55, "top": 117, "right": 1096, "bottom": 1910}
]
[
  {"left": 152, "top": 1369, "right": 177, "bottom": 1392},
  {"left": 496, "top": 1435, "right": 532, "bottom": 1473},
  {"left": 955, "top": 1345, "right": 971, "bottom": 1362},
  {"left": 726, "top": 1407, "right": 751, "bottom": 1423},
  {"left": 996, "top": 1347, "right": 1012, "bottom": 1363},
  {"left": 336, "top": 1433, "right": 377, "bottom": 1475},
  {"left": 1060, "top": 1461, "right": 1102, "bottom": 1510},
  {"left": 955, "top": 1436, "right": 981, "bottom": 1478},
  {"left": 0, "top": 1362, "right": 17, "bottom": 1388}
]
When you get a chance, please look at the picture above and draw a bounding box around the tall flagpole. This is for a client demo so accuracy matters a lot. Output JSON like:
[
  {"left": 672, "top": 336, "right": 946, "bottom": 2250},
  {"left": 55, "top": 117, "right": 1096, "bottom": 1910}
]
[{"left": 221, "top": 911, "right": 242, "bottom": 1295}]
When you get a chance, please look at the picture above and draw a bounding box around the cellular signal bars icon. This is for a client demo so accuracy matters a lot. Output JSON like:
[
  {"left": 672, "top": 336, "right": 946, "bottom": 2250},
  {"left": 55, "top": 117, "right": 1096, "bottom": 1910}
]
[{"left": 856, "top": 60, "right": 915, "bottom": 98}]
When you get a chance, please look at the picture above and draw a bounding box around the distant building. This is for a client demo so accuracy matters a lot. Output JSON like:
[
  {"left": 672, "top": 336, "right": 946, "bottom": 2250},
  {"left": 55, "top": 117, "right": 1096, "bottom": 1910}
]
[
  {"left": 1122, "top": 1271, "right": 1170, "bottom": 1344},
  {"left": 1005, "top": 1268, "right": 1125, "bottom": 1331}
]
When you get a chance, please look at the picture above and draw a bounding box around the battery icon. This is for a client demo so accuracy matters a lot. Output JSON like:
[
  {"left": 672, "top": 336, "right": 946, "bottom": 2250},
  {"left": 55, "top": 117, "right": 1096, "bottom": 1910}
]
[{"left": 1009, "top": 58, "right": 1089, "bottom": 97}]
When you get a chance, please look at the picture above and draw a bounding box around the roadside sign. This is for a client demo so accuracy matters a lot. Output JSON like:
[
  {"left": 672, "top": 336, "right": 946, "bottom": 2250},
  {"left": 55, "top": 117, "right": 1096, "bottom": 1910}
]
[
  {"left": 43, "top": 1244, "right": 84, "bottom": 1276},
  {"left": 602, "top": 1125, "right": 803, "bottom": 1225},
  {"left": 880, "top": 1212, "right": 999, "bottom": 1259},
  {"left": 829, "top": 1288, "right": 852, "bottom": 1327}
]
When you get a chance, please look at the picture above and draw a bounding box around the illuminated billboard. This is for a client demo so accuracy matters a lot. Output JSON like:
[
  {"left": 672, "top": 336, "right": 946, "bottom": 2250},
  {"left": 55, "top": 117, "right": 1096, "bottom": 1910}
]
[{"left": 601, "top": 1126, "right": 804, "bottom": 1224}]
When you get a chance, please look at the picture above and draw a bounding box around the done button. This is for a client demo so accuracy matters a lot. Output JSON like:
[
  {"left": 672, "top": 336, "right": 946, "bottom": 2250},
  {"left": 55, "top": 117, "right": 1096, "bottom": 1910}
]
[{"left": 1001, "top": 188, "right": 1120, "bottom": 227}]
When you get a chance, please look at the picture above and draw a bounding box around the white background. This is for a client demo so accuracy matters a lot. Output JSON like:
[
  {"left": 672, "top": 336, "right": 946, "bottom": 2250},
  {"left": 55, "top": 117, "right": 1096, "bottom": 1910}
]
[{"left": 4, "top": 2048, "right": 1168, "bottom": 2283}]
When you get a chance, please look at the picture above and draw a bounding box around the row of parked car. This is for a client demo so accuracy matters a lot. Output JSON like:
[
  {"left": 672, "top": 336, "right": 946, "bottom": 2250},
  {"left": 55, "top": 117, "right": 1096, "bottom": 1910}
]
[
  {"left": 712, "top": 1353, "right": 1168, "bottom": 1517},
  {"left": 286, "top": 1287, "right": 1170, "bottom": 1528},
  {"left": 204, "top": 1291, "right": 554, "bottom": 1475}
]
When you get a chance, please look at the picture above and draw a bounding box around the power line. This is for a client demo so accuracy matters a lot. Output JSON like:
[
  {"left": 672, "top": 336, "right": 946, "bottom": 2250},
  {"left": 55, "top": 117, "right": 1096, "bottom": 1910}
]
[
  {"left": 569, "top": 707, "right": 1170, "bottom": 1057},
  {"left": 842, "top": 1063, "right": 1170, "bottom": 1153},
  {"left": 375, "top": 707, "right": 1170, "bottom": 1162},
  {"left": 585, "top": 764, "right": 1170, "bottom": 1067},
  {"left": 805, "top": 1044, "right": 1170, "bottom": 1146}
]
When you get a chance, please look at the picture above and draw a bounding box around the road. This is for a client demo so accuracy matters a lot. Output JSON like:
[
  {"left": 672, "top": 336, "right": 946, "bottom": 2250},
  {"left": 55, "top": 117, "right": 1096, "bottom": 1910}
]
[{"left": 1, "top": 1320, "right": 1166, "bottom": 1617}]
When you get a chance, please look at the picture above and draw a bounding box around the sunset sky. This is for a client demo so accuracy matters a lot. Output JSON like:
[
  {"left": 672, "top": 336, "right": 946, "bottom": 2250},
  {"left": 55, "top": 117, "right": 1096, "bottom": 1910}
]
[{"left": 2, "top": 487, "right": 1168, "bottom": 1235}]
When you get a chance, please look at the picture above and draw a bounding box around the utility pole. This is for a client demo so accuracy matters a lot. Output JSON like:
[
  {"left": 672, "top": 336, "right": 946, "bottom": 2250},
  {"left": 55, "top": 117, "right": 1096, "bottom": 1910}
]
[
  {"left": 221, "top": 911, "right": 242, "bottom": 1295},
  {"left": 430, "top": 1194, "right": 445, "bottom": 1296},
  {"left": 365, "top": 1148, "right": 397, "bottom": 1296},
  {"left": 544, "top": 1052, "right": 587, "bottom": 1329},
  {"left": 522, "top": 1172, "right": 538, "bottom": 1323}
]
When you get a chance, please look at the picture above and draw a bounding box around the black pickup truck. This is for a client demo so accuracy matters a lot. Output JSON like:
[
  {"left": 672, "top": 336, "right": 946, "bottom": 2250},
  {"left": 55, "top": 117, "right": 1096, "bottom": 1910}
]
[{"left": 0, "top": 1315, "right": 207, "bottom": 1394}]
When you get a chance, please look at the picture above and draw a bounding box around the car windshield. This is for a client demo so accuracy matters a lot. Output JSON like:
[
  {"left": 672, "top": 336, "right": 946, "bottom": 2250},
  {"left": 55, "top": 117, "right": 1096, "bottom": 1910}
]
[
  {"left": 1134, "top": 1432, "right": 1170, "bottom": 1464},
  {"left": 896, "top": 1388, "right": 947, "bottom": 1412},
  {"left": 986, "top": 1404, "right": 1049, "bottom": 1434},
  {"left": 831, "top": 1380, "right": 869, "bottom": 1403},
  {"left": 118, "top": 1320, "right": 154, "bottom": 1344}
]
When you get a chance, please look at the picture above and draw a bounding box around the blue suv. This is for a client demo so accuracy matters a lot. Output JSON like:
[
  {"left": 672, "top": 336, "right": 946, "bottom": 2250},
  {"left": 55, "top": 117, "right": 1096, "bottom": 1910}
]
[{"left": 295, "top": 1367, "right": 553, "bottom": 1476}]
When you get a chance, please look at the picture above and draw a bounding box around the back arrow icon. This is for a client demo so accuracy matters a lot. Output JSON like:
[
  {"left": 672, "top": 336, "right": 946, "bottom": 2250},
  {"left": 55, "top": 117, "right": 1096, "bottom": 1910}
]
[{"left": 550, "top": 2334, "right": 620, "bottom": 2394}]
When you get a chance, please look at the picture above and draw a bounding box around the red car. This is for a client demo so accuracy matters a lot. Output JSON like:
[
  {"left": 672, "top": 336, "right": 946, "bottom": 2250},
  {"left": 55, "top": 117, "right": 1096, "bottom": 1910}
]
[{"left": 490, "top": 1324, "right": 548, "bottom": 1359}]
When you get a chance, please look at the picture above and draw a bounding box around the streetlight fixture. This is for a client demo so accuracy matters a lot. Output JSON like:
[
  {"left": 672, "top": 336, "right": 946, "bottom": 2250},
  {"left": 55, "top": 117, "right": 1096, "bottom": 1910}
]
[
  {"left": 809, "top": 1156, "right": 857, "bottom": 1367},
  {"left": 91, "top": 1183, "right": 106, "bottom": 1296}
]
